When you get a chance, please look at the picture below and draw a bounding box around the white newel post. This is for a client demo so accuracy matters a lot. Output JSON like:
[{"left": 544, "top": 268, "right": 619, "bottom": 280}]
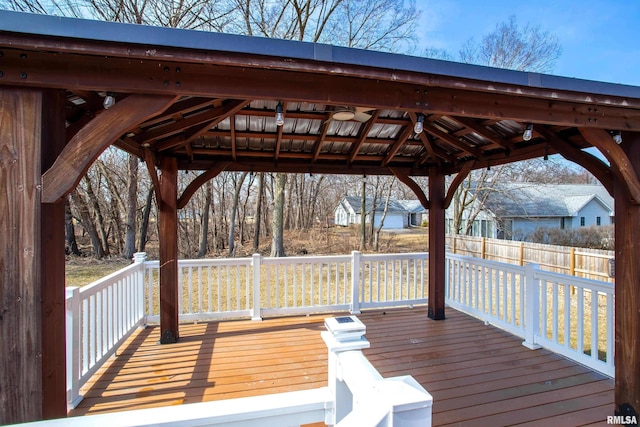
[
  {"left": 133, "top": 252, "right": 147, "bottom": 326},
  {"left": 322, "top": 315, "right": 433, "bottom": 426},
  {"left": 322, "top": 316, "right": 370, "bottom": 425},
  {"left": 350, "top": 251, "right": 361, "bottom": 314},
  {"left": 523, "top": 263, "right": 542, "bottom": 350},
  {"left": 66, "top": 286, "right": 82, "bottom": 409},
  {"left": 251, "top": 254, "right": 263, "bottom": 320}
]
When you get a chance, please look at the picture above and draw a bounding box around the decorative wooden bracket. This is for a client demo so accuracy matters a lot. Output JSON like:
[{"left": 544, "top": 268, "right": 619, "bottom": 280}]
[
  {"left": 142, "top": 148, "right": 163, "bottom": 209},
  {"left": 42, "top": 94, "right": 178, "bottom": 203},
  {"left": 536, "top": 127, "right": 613, "bottom": 195},
  {"left": 177, "top": 162, "right": 231, "bottom": 209},
  {"left": 389, "top": 167, "right": 429, "bottom": 209},
  {"left": 580, "top": 128, "right": 640, "bottom": 203},
  {"left": 444, "top": 161, "right": 475, "bottom": 209}
]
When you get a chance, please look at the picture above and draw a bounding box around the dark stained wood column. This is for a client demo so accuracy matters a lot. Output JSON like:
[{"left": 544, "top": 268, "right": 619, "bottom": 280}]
[
  {"left": 428, "top": 169, "right": 446, "bottom": 320},
  {"left": 158, "top": 156, "right": 179, "bottom": 344},
  {"left": 0, "top": 88, "right": 43, "bottom": 423},
  {"left": 40, "top": 89, "right": 67, "bottom": 419},
  {"left": 614, "top": 131, "right": 640, "bottom": 419}
]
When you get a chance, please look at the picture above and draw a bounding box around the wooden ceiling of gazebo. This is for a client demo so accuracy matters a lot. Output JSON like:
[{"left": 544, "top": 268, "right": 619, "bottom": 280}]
[{"left": 2, "top": 10, "right": 640, "bottom": 187}]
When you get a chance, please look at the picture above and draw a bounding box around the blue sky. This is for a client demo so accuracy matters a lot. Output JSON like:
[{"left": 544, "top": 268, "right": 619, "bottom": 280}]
[{"left": 416, "top": 0, "right": 640, "bottom": 86}]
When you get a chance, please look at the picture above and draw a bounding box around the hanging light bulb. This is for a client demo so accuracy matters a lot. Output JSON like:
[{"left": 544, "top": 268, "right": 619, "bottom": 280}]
[
  {"left": 103, "top": 92, "right": 116, "bottom": 109},
  {"left": 613, "top": 131, "right": 622, "bottom": 144},
  {"left": 275, "top": 102, "right": 285, "bottom": 127},
  {"left": 414, "top": 114, "right": 425, "bottom": 134},
  {"left": 523, "top": 123, "right": 533, "bottom": 141}
]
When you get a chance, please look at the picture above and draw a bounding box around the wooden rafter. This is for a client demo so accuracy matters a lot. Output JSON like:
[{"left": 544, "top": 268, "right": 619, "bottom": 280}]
[
  {"left": 42, "top": 94, "right": 177, "bottom": 203},
  {"left": 311, "top": 115, "right": 331, "bottom": 162},
  {"left": 348, "top": 110, "right": 381, "bottom": 164},
  {"left": 382, "top": 123, "right": 414, "bottom": 166},
  {"left": 423, "top": 119, "right": 483, "bottom": 158},
  {"left": 450, "top": 116, "right": 511, "bottom": 150}
]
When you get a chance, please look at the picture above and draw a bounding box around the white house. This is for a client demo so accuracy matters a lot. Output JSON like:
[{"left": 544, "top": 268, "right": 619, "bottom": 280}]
[
  {"left": 334, "top": 196, "right": 426, "bottom": 229},
  {"left": 445, "top": 183, "right": 614, "bottom": 240}
]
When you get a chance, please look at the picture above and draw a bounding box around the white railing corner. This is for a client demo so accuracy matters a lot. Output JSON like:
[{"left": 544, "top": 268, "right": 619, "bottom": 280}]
[
  {"left": 350, "top": 251, "right": 361, "bottom": 314},
  {"left": 251, "top": 253, "right": 263, "bottom": 321},
  {"left": 523, "top": 263, "right": 542, "bottom": 350},
  {"left": 65, "top": 286, "right": 82, "bottom": 410},
  {"left": 322, "top": 315, "right": 432, "bottom": 427}
]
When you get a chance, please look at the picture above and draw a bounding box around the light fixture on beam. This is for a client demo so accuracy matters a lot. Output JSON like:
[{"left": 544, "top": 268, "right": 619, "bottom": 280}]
[
  {"left": 612, "top": 130, "right": 622, "bottom": 144},
  {"left": 544, "top": 145, "right": 549, "bottom": 161},
  {"left": 103, "top": 92, "right": 116, "bottom": 109},
  {"left": 414, "top": 114, "right": 425, "bottom": 134},
  {"left": 275, "top": 102, "right": 285, "bottom": 127},
  {"left": 523, "top": 123, "right": 533, "bottom": 141}
]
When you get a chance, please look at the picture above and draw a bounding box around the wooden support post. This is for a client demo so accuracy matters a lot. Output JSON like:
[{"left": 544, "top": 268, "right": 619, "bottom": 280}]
[
  {"left": 40, "top": 89, "right": 67, "bottom": 419},
  {"left": 158, "top": 156, "right": 179, "bottom": 344},
  {"left": 428, "top": 170, "right": 445, "bottom": 320},
  {"left": 480, "top": 237, "right": 486, "bottom": 259},
  {"left": 614, "top": 131, "right": 640, "bottom": 419},
  {"left": 0, "top": 88, "right": 43, "bottom": 423}
]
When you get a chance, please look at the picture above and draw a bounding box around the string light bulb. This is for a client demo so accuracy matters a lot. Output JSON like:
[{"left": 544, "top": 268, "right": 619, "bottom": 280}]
[
  {"left": 523, "top": 124, "right": 533, "bottom": 141},
  {"left": 275, "top": 102, "right": 285, "bottom": 127},
  {"left": 103, "top": 92, "right": 116, "bottom": 109},
  {"left": 414, "top": 114, "right": 425, "bottom": 134},
  {"left": 613, "top": 131, "right": 622, "bottom": 144}
]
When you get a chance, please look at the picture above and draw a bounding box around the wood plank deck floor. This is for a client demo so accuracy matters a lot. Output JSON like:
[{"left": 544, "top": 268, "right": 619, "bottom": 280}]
[{"left": 69, "top": 307, "right": 614, "bottom": 426}]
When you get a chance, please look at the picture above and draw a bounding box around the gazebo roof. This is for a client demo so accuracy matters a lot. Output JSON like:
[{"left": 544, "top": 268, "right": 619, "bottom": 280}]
[{"left": 2, "top": 10, "right": 640, "bottom": 183}]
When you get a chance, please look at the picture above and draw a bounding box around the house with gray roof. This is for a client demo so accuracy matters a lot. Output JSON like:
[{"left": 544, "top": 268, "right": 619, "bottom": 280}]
[
  {"left": 334, "top": 196, "right": 426, "bottom": 229},
  {"left": 446, "top": 183, "right": 614, "bottom": 240}
]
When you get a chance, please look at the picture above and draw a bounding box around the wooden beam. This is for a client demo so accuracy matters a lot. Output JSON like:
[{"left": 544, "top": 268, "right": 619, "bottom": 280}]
[
  {"left": 6, "top": 47, "right": 640, "bottom": 131},
  {"left": 42, "top": 94, "right": 177, "bottom": 203},
  {"left": 382, "top": 123, "right": 414, "bottom": 167},
  {"left": 158, "top": 156, "right": 179, "bottom": 344},
  {"left": 428, "top": 169, "right": 446, "bottom": 320},
  {"left": 177, "top": 162, "right": 231, "bottom": 209},
  {"left": 614, "top": 131, "right": 640, "bottom": 420},
  {"left": 311, "top": 117, "right": 331, "bottom": 162},
  {"left": 40, "top": 89, "right": 67, "bottom": 420},
  {"left": 389, "top": 167, "right": 429, "bottom": 209},
  {"left": 423, "top": 119, "right": 483, "bottom": 158},
  {"left": 449, "top": 116, "right": 511, "bottom": 149},
  {"left": 580, "top": 128, "right": 640, "bottom": 203},
  {"left": 0, "top": 87, "right": 42, "bottom": 423},
  {"left": 348, "top": 110, "right": 381, "bottom": 164},
  {"left": 444, "top": 161, "right": 475, "bottom": 209}
]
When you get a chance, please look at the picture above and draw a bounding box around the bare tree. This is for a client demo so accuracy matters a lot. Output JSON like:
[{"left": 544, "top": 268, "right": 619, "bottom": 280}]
[{"left": 459, "top": 16, "right": 561, "bottom": 73}]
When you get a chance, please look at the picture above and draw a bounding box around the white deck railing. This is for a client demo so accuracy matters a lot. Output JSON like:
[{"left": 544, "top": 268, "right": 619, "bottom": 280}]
[
  {"left": 66, "top": 254, "right": 146, "bottom": 408},
  {"left": 142, "top": 251, "right": 429, "bottom": 322},
  {"left": 65, "top": 250, "right": 615, "bottom": 414},
  {"left": 445, "top": 253, "right": 615, "bottom": 377}
]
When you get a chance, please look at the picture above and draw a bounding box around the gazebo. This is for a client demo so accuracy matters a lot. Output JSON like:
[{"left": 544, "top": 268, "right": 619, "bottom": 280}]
[{"left": 1, "top": 10, "right": 639, "bottom": 423}]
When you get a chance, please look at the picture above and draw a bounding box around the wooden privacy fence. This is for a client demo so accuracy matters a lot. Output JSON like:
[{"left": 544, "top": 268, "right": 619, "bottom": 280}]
[{"left": 446, "top": 234, "right": 615, "bottom": 283}]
